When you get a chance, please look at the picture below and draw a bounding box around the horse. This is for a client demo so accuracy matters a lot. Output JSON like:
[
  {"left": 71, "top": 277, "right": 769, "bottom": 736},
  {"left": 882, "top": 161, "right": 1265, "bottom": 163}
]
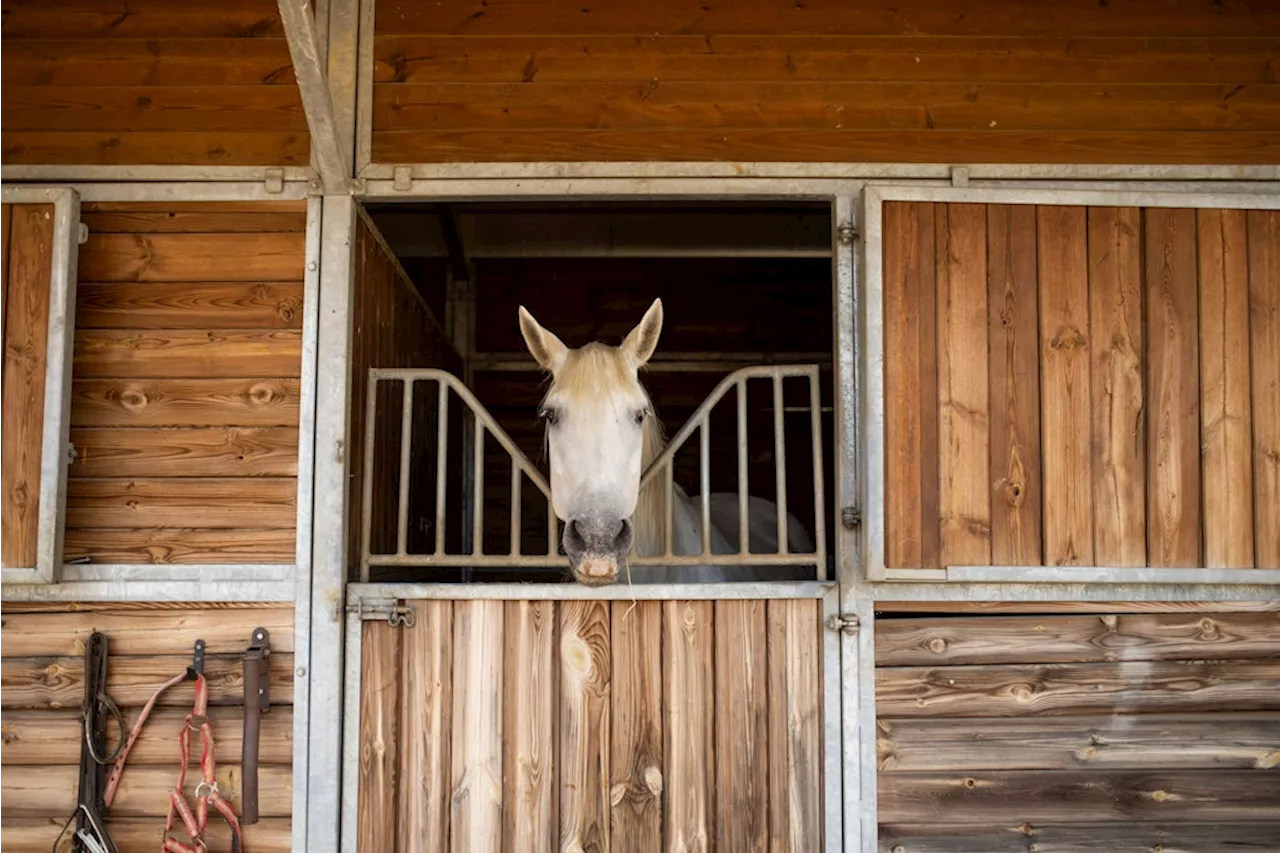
[{"left": 518, "top": 298, "right": 814, "bottom": 587}]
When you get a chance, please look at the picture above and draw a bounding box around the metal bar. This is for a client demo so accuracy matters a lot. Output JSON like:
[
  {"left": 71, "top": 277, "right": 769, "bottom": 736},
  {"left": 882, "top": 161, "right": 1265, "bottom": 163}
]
[
  {"left": 397, "top": 379, "right": 414, "bottom": 556},
  {"left": 353, "top": 0, "right": 375, "bottom": 174},
  {"left": 61, "top": 564, "right": 293, "bottom": 582},
  {"left": 663, "top": 463, "right": 674, "bottom": 558},
  {"left": 472, "top": 417, "right": 486, "bottom": 555},
  {"left": 359, "top": 374, "right": 379, "bottom": 581},
  {"left": 365, "top": 552, "right": 823, "bottom": 568},
  {"left": 699, "top": 421, "right": 711, "bottom": 557},
  {"left": 44, "top": 188, "right": 79, "bottom": 584},
  {"left": 856, "top": 599, "right": 878, "bottom": 853},
  {"left": 548, "top": 496, "right": 558, "bottom": 558},
  {"left": 946, "top": 566, "right": 1280, "bottom": 585},
  {"left": 809, "top": 368, "right": 828, "bottom": 582},
  {"left": 865, "top": 185, "right": 1280, "bottom": 212},
  {"left": 510, "top": 460, "right": 521, "bottom": 557},
  {"left": 858, "top": 188, "right": 886, "bottom": 586},
  {"left": 349, "top": 581, "right": 832, "bottom": 602},
  {"left": 737, "top": 379, "right": 749, "bottom": 556},
  {"left": 338, "top": 611, "right": 363, "bottom": 853},
  {"left": 275, "top": 0, "right": 349, "bottom": 192},
  {"left": 434, "top": 382, "right": 449, "bottom": 555},
  {"left": 821, "top": 587, "right": 843, "bottom": 853},
  {"left": 1, "top": 166, "right": 314, "bottom": 184},
  {"left": 1, "top": 581, "right": 295, "bottom": 603},
  {"left": 470, "top": 350, "right": 833, "bottom": 374},
  {"left": 773, "top": 374, "right": 789, "bottom": 555},
  {"left": 851, "top": 581, "right": 1280, "bottom": 603}
]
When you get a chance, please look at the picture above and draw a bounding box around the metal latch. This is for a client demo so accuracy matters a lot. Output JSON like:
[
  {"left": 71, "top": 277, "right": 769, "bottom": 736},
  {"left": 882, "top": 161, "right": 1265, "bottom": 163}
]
[
  {"left": 837, "top": 223, "right": 858, "bottom": 245},
  {"left": 392, "top": 166, "right": 412, "bottom": 192},
  {"left": 348, "top": 598, "right": 416, "bottom": 628},
  {"left": 841, "top": 506, "right": 861, "bottom": 529},
  {"left": 826, "top": 614, "right": 860, "bottom": 635},
  {"left": 264, "top": 167, "right": 285, "bottom": 194}
]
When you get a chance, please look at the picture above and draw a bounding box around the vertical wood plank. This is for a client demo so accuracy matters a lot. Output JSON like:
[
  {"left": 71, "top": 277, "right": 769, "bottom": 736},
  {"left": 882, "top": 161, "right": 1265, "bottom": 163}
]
[
  {"left": 357, "top": 620, "right": 402, "bottom": 852},
  {"left": 1038, "top": 205, "right": 1094, "bottom": 566},
  {"left": 1249, "top": 209, "right": 1280, "bottom": 568},
  {"left": 1088, "top": 206, "right": 1147, "bottom": 567},
  {"left": 1145, "top": 207, "right": 1202, "bottom": 567},
  {"left": 714, "top": 600, "right": 768, "bottom": 853},
  {"left": 987, "top": 204, "right": 1042, "bottom": 565},
  {"left": 767, "top": 599, "right": 823, "bottom": 853},
  {"left": 452, "top": 600, "right": 504, "bottom": 853},
  {"left": 1, "top": 204, "right": 55, "bottom": 570},
  {"left": 935, "top": 202, "right": 991, "bottom": 565},
  {"left": 917, "top": 206, "right": 941, "bottom": 571},
  {"left": 610, "top": 601, "right": 663, "bottom": 853},
  {"left": 884, "top": 201, "right": 924, "bottom": 569},
  {"left": 664, "top": 600, "right": 714, "bottom": 853},
  {"left": 1, "top": 203, "right": 12, "bottom": 357},
  {"left": 398, "top": 602, "right": 452, "bottom": 853},
  {"left": 1199, "top": 209, "right": 1255, "bottom": 568},
  {"left": 504, "top": 600, "right": 556, "bottom": 853},
  {"left": 560, "top": 600, "right": 611, "bottom": 853}
]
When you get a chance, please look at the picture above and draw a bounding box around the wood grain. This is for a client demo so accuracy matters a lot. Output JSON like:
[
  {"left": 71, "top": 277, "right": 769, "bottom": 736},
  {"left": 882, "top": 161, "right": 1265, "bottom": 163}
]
[
  {"left": 1, "top": 203, "right": 10, "bottom": 357},
  {"left": 876, "top": 713, "right": 1280, "bottom": 772},
  {"left": 1248, "top": 210, "right": 1280, "bottom": 569},
  {"left": 1, "top": 38, "right": 299, "bottom": 88},
  {"left": 1087, "top": 206, "right": 1146, "bottom": 567},
  {"left": 1144, "top": 207, "right": 1202, "bottom": 567},
  {"left": 877, "top": 821, "right": 1280, "bottom": 853},
  {"left": 559, "top": 601, "right": 611, "bottom": 853},
  {"left": 3, "top": 764, "right": 291, "bottom": 818},
  {"left": 74, "top": 330, "right": 303, "bottom": 379},
  {"left": 68, "top": 427, "right": 299, "bottom": 478},
  {"left": 2, "top": 0, "right": 287, "bottom": 39},
  {"left": 5, "top": 86, "right": 306, "bottom": 134},
  {"left": 1037, "top": 205, "right": 1093, "bottom": 566},
  {"left": 767, "top": 600, "right": 823, "bottom": 853},
  {"left": 1, "top": 706, "right": 294, "bottom": 766},
  {"left": 451, "top": 601, "right": 504, "bottom": 853},
  {"left": 76, "top": 282, "right": 305, "bottom": 329},
  {"left": 664, "top": 600, "right": 714, "bottom": 853},
  {"left": 873, "top": 601, "right": 1280, "bottom": 615},
  {"left": 877, "top": 769, "right": 1280, "bottom": 825},
  {"left": 2, "top": 131, "right": 310, "bottom": 168},
  {"left": 504, "top": 601, "right": 556, "bottom": 853},
  {"left": 80, "top": 208, "right": 305, "bottom": 234},
  {"left": 71, "top": 378, "right": 300, "bottom": 427},
  {"left": 1198, "top": 208, "right": 1255, "bottom": 568},
  {"left": 398, "top": 602, "right": 453, "bottom": 853},
  {"left": 935, "top": 203, "right": 990, "bottom": 566},
  {"left": 609, "top": 601, "right": 663, "bottom": 853},
  {"left": 66, "top": 477, "right": 296, "bottom": 528},
  {"left": 875, "top": 612, "right": 1280, "bottom": 667},
  {"left": 2, "top": 817, "right": 291, "bottom": 853},
  {"left": 63, "top": 527, "right": 295, "bottom": 564},
  {"left": 714, "top": 601, "right": 767, "bottom": 853},
  {"left": 876, "top": 660, "right": 1280, "bottom": 718},
  {"left": 986, "top": 204, "right": 1041, "bottom": 566},
  {"left": 79, "top": 233, "right": 305, "bottom": 282},
  {"left": 0, "top": 606, "right": 294, "bottom": 656},
  {"left": 2, "top": 204, "right": 54, "bottom": 570},
  {"left": 1, "top": 653, "right": 294, "bottom": 709},
  {"left": 358, "top": 621, "right": 401, "bottom": 853}
]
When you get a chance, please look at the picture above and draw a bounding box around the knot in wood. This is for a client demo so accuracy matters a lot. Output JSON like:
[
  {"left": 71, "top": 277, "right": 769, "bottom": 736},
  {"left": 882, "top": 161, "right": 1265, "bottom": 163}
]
[
  {"left": 927, "top": 637, "right": 947, "bottom": 654},
  {"left": 561, "top": 633, "right": 593, "bottom": 677},
  {"left": 643, "top": 765, "right": 663, "bottom": 796},
  {"left": 118, "top": 385, "right": 149, "bottom": 410},
  {"left": 1196, "top": 618, "right": 1221, "bottom": 641},
  {"left": 247, "top": 381, "right": 281, "bottom": 406}
]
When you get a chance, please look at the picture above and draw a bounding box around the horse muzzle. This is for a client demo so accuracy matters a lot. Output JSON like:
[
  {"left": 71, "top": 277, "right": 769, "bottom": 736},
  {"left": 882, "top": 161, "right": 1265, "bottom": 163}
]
[{"left": 564, "top": 515, "right": 633, "bottom": 586}]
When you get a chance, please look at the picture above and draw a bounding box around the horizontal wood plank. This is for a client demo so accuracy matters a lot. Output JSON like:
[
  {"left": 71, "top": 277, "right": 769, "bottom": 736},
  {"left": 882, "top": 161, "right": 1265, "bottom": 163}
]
[
  {"left": 79, "top": 233, "right": 305, "bottom": 282},
  {"left": 71, "top": 378, "right": 300, "bottom": 427},
  {"left": 76, "top": 282, "right": 304, "bottom": 329},
  {"left": 872, "top": 601, "right": 1280, "bottom": 615},
  {"left": 1, "top": 706, "right": 293, "bottom": 765},
  {"left": 877, "top": 769, "right": 1280, "bottom": 824},
  {"left": 0, "top": 605, "right": 294, "bottom": 656},
  {"left": 1, "top": 0, "right": 286, "bottom": 39},
  {"left": 876, "top": 713, "right": 1280, "bottom": 772},
  {"left": 877, "top": 821, "right": 1280, "bottom": 853},
  {"left": 74, "top": 330, "right": 302, "bottom": 378},
  {"left": 68, "top": 427, "right": 299, "bottom": 477},
  {"left": 371, "top": 129, "right": 1280, "bottom": 165},
  {"left": 2, "top": 764, "right": 291, "bottom": 818},
  {"left": 81, "top": 212, "right": 305, "bottom": 235},
  {"left": 65, "top": 477, "right": 297, "bottom": 528},
  {"left": 2, "top": 132, "right": 308, "bottom": 167},
  {"left": 875, "top": 660, "right": 1280, "bottom": 717},
  {"left": 62, "top": 527, "right": 296, "bottom": 564},
  {"left": 3, "top": 86, "right": 306, "bottom": 133},
  {"left": 2, "top": 818, "right": 289, "bottom": 853},
  {"left": 875, "top": 613, "right": 1280, "bottom": 666},
  {"left": 1, "top": 38, "right": 299, "bottom": 88},
  {"left": 1, "top": 653, "right": 294, "bottom": 709}
]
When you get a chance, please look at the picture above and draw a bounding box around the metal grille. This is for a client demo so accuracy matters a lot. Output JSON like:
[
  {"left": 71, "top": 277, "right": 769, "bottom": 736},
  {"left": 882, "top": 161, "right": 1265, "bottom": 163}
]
[{"left": 359, "top": 365, "right": 827, "bottom": 580}]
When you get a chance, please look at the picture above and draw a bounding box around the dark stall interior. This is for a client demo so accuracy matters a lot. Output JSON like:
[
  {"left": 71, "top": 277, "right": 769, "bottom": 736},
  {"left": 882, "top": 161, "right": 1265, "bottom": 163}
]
[{"left": 361, "top": 199, "right": 836, "bottom": 583}]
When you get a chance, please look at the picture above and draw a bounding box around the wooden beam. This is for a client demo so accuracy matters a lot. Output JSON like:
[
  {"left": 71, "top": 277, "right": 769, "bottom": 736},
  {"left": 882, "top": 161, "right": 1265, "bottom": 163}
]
[{"left": 276, "top": 0, "right": 349, "bottom": 193}]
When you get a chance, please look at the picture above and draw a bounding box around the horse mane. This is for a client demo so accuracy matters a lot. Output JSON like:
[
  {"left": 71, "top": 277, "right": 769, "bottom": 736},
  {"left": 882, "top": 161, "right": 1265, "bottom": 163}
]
[{"left": 633, "top": 411, "right": 669, "bottom": 558}]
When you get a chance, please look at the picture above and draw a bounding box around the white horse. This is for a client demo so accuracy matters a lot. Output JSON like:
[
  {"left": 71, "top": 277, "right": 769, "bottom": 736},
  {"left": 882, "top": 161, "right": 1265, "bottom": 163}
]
[{"left": 518, "top": 298, "right": 813, "bottom": 586}]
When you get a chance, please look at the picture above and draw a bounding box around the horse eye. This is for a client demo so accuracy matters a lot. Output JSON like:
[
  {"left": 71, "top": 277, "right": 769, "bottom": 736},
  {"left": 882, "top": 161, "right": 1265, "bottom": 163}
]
[
  {"left": 633, "top": 409, "right": 647, "bottom": 426},
  {"left": 539, "top": 407, "right": 560, "bottom": 426}
]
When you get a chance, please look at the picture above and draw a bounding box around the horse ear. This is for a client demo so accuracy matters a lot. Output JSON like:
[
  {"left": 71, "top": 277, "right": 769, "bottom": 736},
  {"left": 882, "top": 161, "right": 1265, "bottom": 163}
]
[
  {"left": 519, "top": 305, "right": 568, "bottom": 372},
  {"left": 621, "top": 298, "right": 663, "bottom": 368}
]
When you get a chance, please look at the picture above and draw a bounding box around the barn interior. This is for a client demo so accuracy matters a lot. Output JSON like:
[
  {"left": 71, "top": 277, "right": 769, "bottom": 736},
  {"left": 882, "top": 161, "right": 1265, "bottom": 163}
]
[{"left": 358, "top": 199, "right": 837, "bottom": 583}]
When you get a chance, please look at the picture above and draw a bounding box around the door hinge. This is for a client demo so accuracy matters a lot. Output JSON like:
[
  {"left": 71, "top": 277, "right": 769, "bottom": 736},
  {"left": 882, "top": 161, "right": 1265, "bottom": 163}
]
[
  {"left": 837, "top": 223, "right": 858, "bottom": 245},
  {"left": 841, "top": 506, "right": 861, "bottom": 529},
  {"left": 348, "top": 598, "right": 416, "bottom": 628},
  {"left": 264, "top": 167, "right": 285, "bottom": 194},
  {"left": 826, "top": 614, "right": 860, "bottom": 635}
]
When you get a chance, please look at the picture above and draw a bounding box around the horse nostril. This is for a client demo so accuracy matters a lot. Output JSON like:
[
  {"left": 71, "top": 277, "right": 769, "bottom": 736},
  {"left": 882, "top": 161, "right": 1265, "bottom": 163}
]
[
  {"left": 613, "top": 518, "right": 634, "bottom": 554},
  {"left": 563, "top": 519, "right": 587, "bottom": 556}
]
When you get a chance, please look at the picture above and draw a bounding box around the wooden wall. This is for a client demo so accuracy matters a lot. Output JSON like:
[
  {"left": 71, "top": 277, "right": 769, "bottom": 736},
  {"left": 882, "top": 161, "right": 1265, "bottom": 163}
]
[
  {"left": 1, "top": 0, "right": 308, "bottom": 166},
  {"left": 875, "top": 609, "right": 1280, "bottom": 852},
  {"left": 0, "top": 601, "right": 296, "bottom": 852},
  {"left": 355, "top": 598, "right": 824, "bottom": 851},
  {"left": 66, "top": 201, "right": 307, "bottom": 565},
  {"left": 2, "top": 202, "right": 55, "bottom": 570},
  {"left": 371, "top": 0, "right": 1280, "bottom": 164},
  {"left": 883, "top": 202, "right": 1280, "bottom": 572}
]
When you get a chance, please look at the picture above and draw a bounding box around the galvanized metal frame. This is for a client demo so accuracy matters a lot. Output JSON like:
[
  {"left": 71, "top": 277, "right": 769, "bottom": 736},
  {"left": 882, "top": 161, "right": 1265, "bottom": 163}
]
[
  {"left": 858, "top": 183, "right": 1280, "bottom": 587},
  {"left": 0, "top": 165, "right": 316, "bottom": 185},
  {"left": 276, "top": 0, "right": 350, "bottom": 193},
  {"left": 0, "top": 186, "right": 81, "bottom": 586}
]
